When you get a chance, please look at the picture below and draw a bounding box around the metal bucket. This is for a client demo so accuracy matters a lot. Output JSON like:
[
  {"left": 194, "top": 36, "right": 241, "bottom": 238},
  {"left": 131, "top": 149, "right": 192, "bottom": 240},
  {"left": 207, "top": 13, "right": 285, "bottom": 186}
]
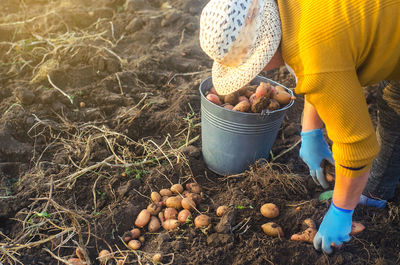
[{"left": 200, "top": 76, "right": 294, "bottom": 176}]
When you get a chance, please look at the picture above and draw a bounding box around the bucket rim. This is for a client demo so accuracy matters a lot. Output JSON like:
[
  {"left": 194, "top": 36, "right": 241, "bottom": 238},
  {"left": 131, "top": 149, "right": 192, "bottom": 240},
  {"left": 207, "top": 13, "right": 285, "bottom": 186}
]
[{"left": 199, "top": 75, "right": 295, "bottom": 116}]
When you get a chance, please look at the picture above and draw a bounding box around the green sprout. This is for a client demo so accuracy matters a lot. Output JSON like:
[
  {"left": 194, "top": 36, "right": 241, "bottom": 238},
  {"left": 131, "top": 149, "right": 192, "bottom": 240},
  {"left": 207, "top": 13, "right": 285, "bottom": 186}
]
[
  {"left": 236, "top": 205, "right": 254, "bottom": 210},
  {"left": 125, "top": 167, "right": 148, "bottom": 179},
  {"left": 35, "top": 211, "right": 51, "bottom": 218}
]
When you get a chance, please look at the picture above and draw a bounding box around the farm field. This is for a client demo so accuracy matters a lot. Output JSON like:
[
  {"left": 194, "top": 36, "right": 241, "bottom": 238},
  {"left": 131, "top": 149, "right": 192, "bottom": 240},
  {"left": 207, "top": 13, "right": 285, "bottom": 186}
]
[{"left": 0, "top": 0, "right": 399, "bottom": 264}]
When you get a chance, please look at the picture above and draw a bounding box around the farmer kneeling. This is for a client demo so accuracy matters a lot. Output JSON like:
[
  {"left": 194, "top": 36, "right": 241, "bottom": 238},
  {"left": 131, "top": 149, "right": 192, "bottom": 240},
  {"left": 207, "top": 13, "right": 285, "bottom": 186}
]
[{"left": 199, "top": 0, "right": 400, "bottom": 254}]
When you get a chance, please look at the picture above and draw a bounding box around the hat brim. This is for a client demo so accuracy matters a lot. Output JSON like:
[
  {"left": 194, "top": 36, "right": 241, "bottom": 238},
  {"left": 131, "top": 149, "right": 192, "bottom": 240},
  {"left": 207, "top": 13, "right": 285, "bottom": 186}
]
[{"left": 212, "top": 0, "right": 281, "bottom": 96}]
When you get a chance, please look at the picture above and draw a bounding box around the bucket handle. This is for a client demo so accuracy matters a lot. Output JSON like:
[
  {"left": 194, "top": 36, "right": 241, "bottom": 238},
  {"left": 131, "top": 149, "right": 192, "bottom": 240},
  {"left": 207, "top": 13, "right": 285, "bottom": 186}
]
[{"left": 258, "top": 109, "right": 271, "bottom": 120}]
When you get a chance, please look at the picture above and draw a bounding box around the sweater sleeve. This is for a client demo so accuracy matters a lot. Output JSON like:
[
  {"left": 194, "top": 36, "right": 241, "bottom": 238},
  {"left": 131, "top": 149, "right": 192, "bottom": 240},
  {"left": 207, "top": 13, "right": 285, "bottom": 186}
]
[{"left": 296, "top": 70, "right": 380, "bottom": 178}]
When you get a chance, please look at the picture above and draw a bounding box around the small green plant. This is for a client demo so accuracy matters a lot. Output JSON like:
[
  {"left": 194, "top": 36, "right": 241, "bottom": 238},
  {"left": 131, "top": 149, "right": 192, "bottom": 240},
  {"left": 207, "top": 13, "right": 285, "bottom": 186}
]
[
  {"left": 125, "top": 167, "right": 148, "bottom": 179},
  {"left": 92, "top": 210, "right": 102, "bottom": 217},
  {"left": 125, "top": 167, "right": 132, "bottom": 176},
  {"left": 186, "top": 216, "right": 194, "bottom": 227},
  {"left": 27, "top": 211, "right": 51, "bottom": 225},
  {"left": 35, "top": 211, "right": 51, "bottom": 218},
  {"left": 236, "top": 205, "right": 254, "bottom": 210},
  {"left": 183, "top": 103, "right": 196, "bottom": 128},
  {"left": 134, "top": 169, "right": 147, "bottom": 179},
  {"left": 96, "top": 189, "right": 107, "bottom": 199}
]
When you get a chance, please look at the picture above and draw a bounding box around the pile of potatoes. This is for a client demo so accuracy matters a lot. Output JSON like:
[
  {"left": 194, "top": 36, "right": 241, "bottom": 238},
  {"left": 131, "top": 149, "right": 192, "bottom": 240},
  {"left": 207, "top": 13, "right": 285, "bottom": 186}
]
[
  {"left": 259, "top": 203, "right": 365, "bottom": 246},
  {"left": 122, "top": 182, "right": 210, "bottom": 252},
  {"left": 206, "top": 82, "right": 295, "bottom": 113}
]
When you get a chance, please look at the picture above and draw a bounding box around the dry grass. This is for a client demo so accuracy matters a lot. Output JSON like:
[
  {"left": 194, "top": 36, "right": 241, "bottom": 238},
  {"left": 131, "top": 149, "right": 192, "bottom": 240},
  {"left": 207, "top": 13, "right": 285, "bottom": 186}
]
[
  {"left": 247, "top": 160, "right": 308, "bottom": 197},
  {"left": 0, "top": 1, "right": 124, "bottom": 85},
  {"left": 0, "top": 101, "right": 199, "bottom": 264},
  {"left": 0, "top": 2, "right": 201, "bottom": 262}
]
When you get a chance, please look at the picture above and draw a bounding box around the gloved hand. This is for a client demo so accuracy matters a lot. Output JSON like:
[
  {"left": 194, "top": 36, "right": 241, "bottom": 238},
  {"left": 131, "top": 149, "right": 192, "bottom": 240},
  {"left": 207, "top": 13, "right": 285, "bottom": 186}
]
[
  {"left": 300, "top": 129, "right": 334, "bottom": 189},
  {"left": 313, "top": 202, "right": 353, "bottom": 254},
  {"left": 358, "top": 194, "right": 387, "bottom": 208}
]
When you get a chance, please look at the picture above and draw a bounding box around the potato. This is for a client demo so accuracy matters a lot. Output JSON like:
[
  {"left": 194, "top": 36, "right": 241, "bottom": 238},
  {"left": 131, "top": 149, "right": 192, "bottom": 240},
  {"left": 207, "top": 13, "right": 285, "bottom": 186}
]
[
  {"left": 98, "top": 250, "right": 112, "bottom": 264},
  {"left": 322, "top": 160, "right": 335, "bottom": 182},
  {"left": 67, "top": 258, "right": 85, "bottom": 265},
  {"left": 206, "top": 94, "right": 222, "bottom": 105},
  {"left": 209, "top": 87, "right": 225, "bottom": 101},
  {"left": 152, "top": 253, "right": 163, "bottom": 263},
  {"left": 223, "top": 104, "right": 234, "bottom": 110},
  {"left": 237, "top": 85, "right": 250, "bottom": 96},
  {"left": 161, "top": 196, "right": 169, "bottom": 206},
  {"left": 139, "top": 235, "right": 145, "bottom": 243},
  {"left": 251, "top": 97, "right": 270, "bottom": 113},
  {"left": 128, "top": 240, "right": 141, "bottom": 250},
  {"left": 232, "top": 100, "right": 250, "bottom": 112},
  {"left": 135, "top": 209, "right": 151, "bottom": 228},
  {"left": 162, "top": 219, "right": 180, "bottom": 230},
  {"left": 165, "top": 196, "right": 182, "bottom": 209},
  {"left": 186, "top": 192, "right": 202, "bottom": 204},
  {"left": 151, "top": 191, "right": 161, "bottom": 203},
  {"left": 209, "top": 86, "right": 218, "bottom": 95},
  {"left": 275, "top": 85, "right": 286, "bottom": 93},
  {"left": 158, "top": 212, "right": 165, "bottom": 223},
  {"left": 249, "top": 93, "right": 257, "bottom": 105},
  {"left": 160, "top": 189, "right": 172, "bottom": 197},
  {"left": 261, "top": 222, "right": 284, "bottom": 237},
  {"left": 290, "top": 227, "right": 317, "bottom": 243},
  {"left": 194, "top": 214, "right": 211, "bottom": 228},
  {"left": 238, "top": 96, "right": 249, "bottom": 103},
  {"left": 224, "top": 91, "right": 239, "bottom": 105},
  {"left": 255, "top": 82, "right": 270, "bottom": 98},
  {"left": 147, "top": 202, "right": 162, "bottom": 215},
  {"left": 350, "top": 222, "right": 365, "bottom": 235},
  {"left": 260, "top": 203, "right": 279, "bottom": 218},
  {"left": 216, "top": 205, "right": 229, "bottom": 217},
  {"left": 148, "top": 216, "right": 161, "bottom": 232},
  {"left": 164, "top": 207, "right": 178, "bottom": 220},
  {"left": 178, "top": 209, "right": 192, "bottom": 223},
  {"left": 130, "top": 228, "right": 141, "bottom": 239},
  {"left": 170, "top": 183, "right": 184, "bottom": 194},
  {"left": 267, "top": 99, "right": 280, "bottom": 111},
  {"left": 256, "top": 82, "right": 275, "bottom": 99},
  {"left": 123, "top": 231, "right": 132, "bottom": 242},
  {"left": 272, "top": 90, "right": 293, "bottom": 106},
  {"left": 186, "top": 183, "right": 202, "bottom": 194},
  {"left": 303, "top": 218, "right": 316, "bottom": 229},
  {"left": 244, "top": 86, "right": 257, "bottom": 98},
  {"left": 181, "top": 197, "right": 196, "bottom": 210}
]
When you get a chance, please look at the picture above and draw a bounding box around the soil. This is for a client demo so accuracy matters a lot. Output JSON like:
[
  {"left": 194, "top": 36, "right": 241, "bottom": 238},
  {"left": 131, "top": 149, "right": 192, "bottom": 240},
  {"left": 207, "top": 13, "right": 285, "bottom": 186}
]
[{"left": 0, "top": 1, "right": 399, "bottom": 265}]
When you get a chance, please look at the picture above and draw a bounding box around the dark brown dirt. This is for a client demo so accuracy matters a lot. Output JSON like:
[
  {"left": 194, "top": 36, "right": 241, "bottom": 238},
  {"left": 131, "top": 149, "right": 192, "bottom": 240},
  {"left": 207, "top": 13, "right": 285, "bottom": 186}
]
[{"left": 1, "top": 0, "right": 399, "bottom": 264}]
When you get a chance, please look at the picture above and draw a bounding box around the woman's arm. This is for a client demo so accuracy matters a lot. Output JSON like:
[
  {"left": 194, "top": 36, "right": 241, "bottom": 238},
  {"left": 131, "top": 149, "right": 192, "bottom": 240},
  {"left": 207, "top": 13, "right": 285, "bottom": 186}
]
[
  {"left": 302, "top": 99, "right": 324, "bottom": 131},
  {"left": 333, "top": 168, "right": 370, "bottom": 209}
]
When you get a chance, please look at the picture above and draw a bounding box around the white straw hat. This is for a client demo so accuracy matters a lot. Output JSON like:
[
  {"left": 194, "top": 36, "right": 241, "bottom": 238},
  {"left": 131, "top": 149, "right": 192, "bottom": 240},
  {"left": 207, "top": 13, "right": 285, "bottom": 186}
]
[{"left": 200, "top": 0, "right": 282, "bottom": 95}]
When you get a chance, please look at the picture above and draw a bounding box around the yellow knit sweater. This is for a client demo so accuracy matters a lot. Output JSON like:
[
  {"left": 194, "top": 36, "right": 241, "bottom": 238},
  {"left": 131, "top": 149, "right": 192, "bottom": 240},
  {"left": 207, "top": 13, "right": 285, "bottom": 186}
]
[{"left": 277, "top": 0, "right": 400, "bottom": 177}]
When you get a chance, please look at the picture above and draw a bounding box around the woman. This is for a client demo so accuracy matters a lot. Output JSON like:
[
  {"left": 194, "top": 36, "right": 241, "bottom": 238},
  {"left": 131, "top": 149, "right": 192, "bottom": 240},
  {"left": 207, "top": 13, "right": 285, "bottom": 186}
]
[{"left": 199, "top": 0, "right": 400, "bottom": 254}]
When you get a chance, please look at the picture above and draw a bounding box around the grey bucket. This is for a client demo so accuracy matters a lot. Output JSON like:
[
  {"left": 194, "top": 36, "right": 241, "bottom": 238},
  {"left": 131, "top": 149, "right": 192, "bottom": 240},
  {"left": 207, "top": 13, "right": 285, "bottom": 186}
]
[{"left": 200, "top": 75, "right": 295, "bottom": 176}]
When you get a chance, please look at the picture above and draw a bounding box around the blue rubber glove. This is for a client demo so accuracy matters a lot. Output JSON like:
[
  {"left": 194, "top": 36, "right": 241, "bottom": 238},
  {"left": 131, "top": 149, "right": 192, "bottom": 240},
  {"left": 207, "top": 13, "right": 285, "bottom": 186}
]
[
  {"left": 358, "top": 194, "right": 387, "bottom": 208},
  {"left": 300, "top": 129, "right": 334, "bottom": 189},
  {"left": 313, "top": 202, "right": 353, "bottom": 254}
]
